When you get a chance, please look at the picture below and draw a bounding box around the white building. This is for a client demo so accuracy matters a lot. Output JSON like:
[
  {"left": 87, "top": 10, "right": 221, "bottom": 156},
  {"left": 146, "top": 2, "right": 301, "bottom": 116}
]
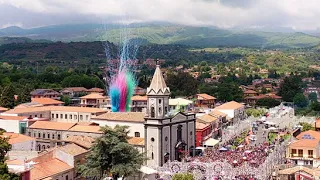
[
  {"left": 214, "top": 101, "right": 245, "bottom": 124},
  {"left": 3, "top": 132, "right": 36, "bottom": 151}
]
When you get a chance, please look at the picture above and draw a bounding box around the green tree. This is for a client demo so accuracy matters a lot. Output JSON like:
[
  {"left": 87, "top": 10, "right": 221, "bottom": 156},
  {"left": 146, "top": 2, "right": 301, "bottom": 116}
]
[
  {"left": 79, "top": 125, "right": 144, "bottom": 179},
  {"left": 299, "top": 122, "right": 315, "bottom": 131},
  {"left": 278, "top": 75, "right": 302, "bottom": 102},
  {"left": 0, "top": 85, "right": 16, "bottom": 109},
  {"left": 16, "top": 85, "right": 32, "bottom": 104},
  {"left": 60, "top": 96, "right": 70, "bottom": 106},
  {"left": 308, "top": 92, "right": 318, "bottom": 102},
  {"left": 256, "top": 98, "right": 281, "bottom": 108},
  {"left": 216, "top": 82, "right": 243, "bottom": 102},
  {"left": 310, "top": 101, "right": 320, "bottom": 111},
  {"left": 166, "top": 72, "right": 199, "bottom": 97},
  {"left": 293, "top": 93, "right": 308, "bottom": 108},
  {"left": 172, "top": 173, "right": 194, "bottom": 180}
]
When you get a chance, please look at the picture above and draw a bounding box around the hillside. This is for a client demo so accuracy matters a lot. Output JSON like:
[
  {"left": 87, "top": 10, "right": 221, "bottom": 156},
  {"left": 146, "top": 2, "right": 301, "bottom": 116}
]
[
  {"left": 0, "top": 37, "right": 51, "bottom": 46},
  {"left": 1, "top": 24, "right": 320, "bottom": 49}
]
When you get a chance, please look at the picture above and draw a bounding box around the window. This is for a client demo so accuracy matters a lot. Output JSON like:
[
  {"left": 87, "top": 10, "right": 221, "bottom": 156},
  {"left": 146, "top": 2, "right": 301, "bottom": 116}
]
[
  {"left": 151, "top": 107, "right": 155, "bottom": 118},
  {"left": 159, "top": 107, "right": 162, "bottom": 115},
  {"left": 177, "top": 125, "right": 182, "bottom": 141},
  {"left": 298, "top": 149, "right": 303, "bottom": 157},
  {"left": 65, "top": 114, "right": 68, "bottom": 119},
  {"left": 70, "top": 115, "right": 72, "bottom": 119},
  {"left": 80, "top": 115, "right": 83, "bottom": 120},
  {"left": 165, "top": 136, "right": 168, "bottom": 141},
  {"left": 52, "top": 134, "right": 55, "bottom": 139},
  {"left": 51, "top": 114, "right": 54, "bottom": 119},
  {"left": 74, "top": 115, "right": 77, "bottom": 120},
  {"left": 151, "top": 152, "right": 154, "bottom": 160},
  {"left": 86, "top": 115, "right": 89, "bottom": 120},
  {"left": 42, "top": 145, "right": 45, "bottom": 150},
  {"left": 66, "top": 175, "right": 68, "bottom": 180},
  {"left": 291, "top": 149, "right": 296, "bottom": 156},
  {"left": 165, "top": 107, "right": 168, "bottom": 115},
  {"left": 56, "top": 114, "right": 58, "bottom": 118},
  {"left": 35, "top": 115, "right": 37, "bottom": 117},
  {"left": 37, "top": 145, "right": 41, "bottom": 151},
  {"left": 47, "top": 133, "right": 50, "bottom": 139},
  {"left": 28, "top": 132, "right": 31, "bottom": 136},
  {"left": 34, "top": 133, "right": 36, "bottom": 137},
  {"left": 60, "top": 114, "right": 63, "bottom": 119},
  {"left": 47, "top": 145, "right": 50, "bottom": 149},
  {"left": 134, "top": 132, "right": 140, "bottom": 137},
  {"left": 58, "top": 134, "right": 61, "bottom": 140},
  {"left": 308, "top": 150, "right": 313, "bottom": 158},
  {"left": 151, "top": 137, "right": 155, "bottom": 142},
  {"left": 159, "top": 99, "right": 162, "bottom": 104},
  {"left": 43, "top": 133, "right": 45, "bottom": 139},
  {"left": 40, "top": 114, "right": 43, "bottom": 118},
  {"left": 38, "top": 133, "right": 41, "bottom": 138}
]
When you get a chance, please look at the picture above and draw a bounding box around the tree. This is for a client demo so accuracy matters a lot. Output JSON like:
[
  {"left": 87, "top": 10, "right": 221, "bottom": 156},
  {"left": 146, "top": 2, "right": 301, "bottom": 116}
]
[
  {"left": 216, "top": 82, "right": 243, "bottom": 102},
  {"left": 278, "top": 75, "right": 302, "bottom": 102},
  {"left": 245, "top": 108, "right": 266, "bottom": 117},
  {"left": 16, "top": 85, "right": 32, "bottom": 104},
  {"left": 79, "top": 125, "right": 144, "bottom": 179},
  {"left": 293, "top": 93, "right": 308, "bottom": 108},
  {"left": 172, "top": 173, "right": 194, "bottom": 180},
  {"left": 60, "top": 95, "right": 70, "bottom": 106},
  {"left": 256, "top": 98, "right": 281, "bottom": 108},
  {"left": 0, "top": 132, "right": 19, "bottom": 180},
  {"left": 166, "top": 72, "right": 199, "bottom": 97},
  {"left": 0, "top": 85, "right": 16, "bottom": 109},
  {"left": 310, "top": 101, "right": 320, "bottom": 111},
  {"left": 308, "top": 92, "right": 318, "bottom": 102},
  {"left": 299, "top": 122, "right": 315, "bottom": 132}
]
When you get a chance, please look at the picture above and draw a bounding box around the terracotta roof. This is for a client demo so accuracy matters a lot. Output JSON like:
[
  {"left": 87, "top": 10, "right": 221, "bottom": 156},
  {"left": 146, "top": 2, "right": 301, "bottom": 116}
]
[
  {"left": 127, "top": 137, "right": 145, "bottom": 146},
  {"left": 29, "top": 121, "right": 76, "bottom": 131},
  {"left": 30, "top": 158, "right": 73, "bottom": 180},
  {"left": 196, "top": 121, "right": 210, "bottom": 130},
  {"left": 14, "top": 102, "right": 43, "bottom": 109},
  {"left": 278, "top": 166, "right": 320, "bottom": 176},
  {"left": 30, "top": 89, "right": 59, "bottom": 96},
  {"left": 65, "top": 136, "right": 95, "bottom": 149},
  {"left": 197, "top": 93, "right": 216, "bottom": 100},
  {"left": 87, "top": 88, "right": 104, "bottom": 92},
  {"left": 210, "top": 110, "right": 227, "bottom": 117},
  {"left": 131, "top": 95, "right": 147, "bottom": 101},
  {"left": 80, "top": 93, "right": 107, "bottom": 99},
  {"left": 58, "top": 143, "right": 88, "bottom": 156},
  {"left": 245, "top": 94, "right": 282, "bottom": 100},
  {"left": 289, "top": 139, "right": 319, "bottom": 148},
  {"left": 31, "top": 98, "right": 64, "bottom": 105},
  {"left": 2, "top": 132, "right": 35, "bottom": 144},
  {"left": 0, "top": 107, "right": 8, "bottom": 111},
  {"left": 0, "top": 115, "right": 28, "bottom": 121},
  {"left": 93, "top": 112, "right": 145, "bottom": 122},
  {"left": 296, "top": 130, "right": 320, "bottom": 140},
  {"left": 244, "top": 90, "right": 257, "bottom": 94},
  {"left": 69, "top": 125, "right": 102, "bottom": 134},
  {"left": 6, "top": 159, "right": 24, "bottom": 166},
  {"left": 214, "top": 101, "right": 244, "bottom": 110},
  {"left": 197, "top": 114, "right": 218, "bottom": 123},
  {"left": 5, "top": 106, "right": 106, "bottom": 114},
  {"left": 61, "top": 87, "right": 88, "bottom": 92}
]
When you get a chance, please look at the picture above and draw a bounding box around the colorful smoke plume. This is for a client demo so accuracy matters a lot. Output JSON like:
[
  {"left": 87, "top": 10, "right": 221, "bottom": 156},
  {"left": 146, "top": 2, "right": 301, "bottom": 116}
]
[{"left": 109, "top": 70, "right": 136, "bottom": 112}]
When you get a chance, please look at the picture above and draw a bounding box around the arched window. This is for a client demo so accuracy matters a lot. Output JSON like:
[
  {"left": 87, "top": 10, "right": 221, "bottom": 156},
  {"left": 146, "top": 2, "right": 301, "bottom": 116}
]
[
  {"left": 134, "top": 132, "right": 140, "bottom": 137},
  {"left": 66, "top": 175, "right": 69, "bottom": 180},
  {"left": 47, "top": 133, "right": 50, "bottom": 139},
  {"left": 43, "top": 133, "right": 45, "bottom": 139},
  {"left": 38, "top": 133, "right": 41, "bottom": 138},
  {"left": 151, "top": 107, "right": 155, "bottom": 118},
  {"left": 151, "top": 152, "right": 154, "bottom": 160},
  {"left": 159, "top": 107, "right": 162, "bottom": 115},
  {"left": 37, "top": 145, "right": 41, "bottom": 151},
  {"left": 42, "top": 145, "right": 45, "bottom": 150},
  {"left": 47, "top": 145, "right": 50, "bottom": 149},
  {"left": 58, "top": 134, "right": 61, "bottom": 140}
]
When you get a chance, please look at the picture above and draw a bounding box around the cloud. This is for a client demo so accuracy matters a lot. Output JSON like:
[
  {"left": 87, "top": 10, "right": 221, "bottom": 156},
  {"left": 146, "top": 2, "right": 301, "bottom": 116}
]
[{"left": 0, "top": 0, "right": 319, "bottom": 30}]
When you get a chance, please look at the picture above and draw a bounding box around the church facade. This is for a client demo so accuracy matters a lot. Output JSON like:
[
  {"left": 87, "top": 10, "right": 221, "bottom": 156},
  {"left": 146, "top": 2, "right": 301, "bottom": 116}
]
[{"left": 144, "top": 65, "right": 196, "bottom": 166}]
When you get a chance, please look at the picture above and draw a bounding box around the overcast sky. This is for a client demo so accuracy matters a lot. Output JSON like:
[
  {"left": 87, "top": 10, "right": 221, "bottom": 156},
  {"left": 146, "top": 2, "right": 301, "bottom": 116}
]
[{"left": 0, "top": 0, "right": 319, "bottom": 31}]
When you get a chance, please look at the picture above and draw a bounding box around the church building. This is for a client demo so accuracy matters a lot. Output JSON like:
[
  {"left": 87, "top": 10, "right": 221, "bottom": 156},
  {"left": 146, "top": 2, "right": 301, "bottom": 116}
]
[
  {"left": 90, "top": 64, "right": 196, "bottom": 167},
  {"left": 144, "top": 64, "right": 196, "bottom": 166}
]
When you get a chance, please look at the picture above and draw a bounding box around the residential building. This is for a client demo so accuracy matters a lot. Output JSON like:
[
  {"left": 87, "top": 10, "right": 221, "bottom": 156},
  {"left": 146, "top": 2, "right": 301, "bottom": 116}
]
[
  {"left": 304, "top": 86, "right": 320, "bottom": 102},
  {"left": 287, "top": 130, "right": 320, "bottom": 167},
  {"left": 0, "top": 115, "right": 48, "bottom": 134},
  {"left": 31, "top": 98, "right": 64, "bottom": 106},
  {"left": 6, "top": 159, "right": 31, "bottom": 180},
  {"left": 195, "top": 121, "right": 213, "bottom": 147},
  {"left": 194, "top": 93, "right": 216, "bottom": 108},
  {"left": 80, "top": 93, "right": 109, "bottom": 108},
  {"left": 243, "top": 90, "right": 258, "bottom": 97},
  {"left": 30, "top": 89, "right": 60, "bottom": 100},
  {"left": 169, "top": 98, "right": 193, "bottom": 113},
  {"left": 26, "top": 121, "right": 103, "bottom": 151},
  {"left": 27, "top": 143, "right": 88, "bottom": 180},
  {"left": 214, "top": 101, "right": 245, "bottom": 124},
  {"left": 131, "top": 95, "right": 147, "bottom": 112},
  {"left": 3, "top": 132, "right": 36, "bottom": 151},
  {"left": 244, "top": 94, "right": 282, "bottom": 106},
  {"left": 60, "top": 87, "right": 88, "bottom": 98},
  {"left": 277, "top": 166, "right": 320, "bottom": 180},
  {"left": 2, "top": 106, "right": 107, "bottom": 123},
  {"left": 86, "top": 87, "right": 105, "bottom": 95},
  {"left": 134, "top": 87, "right": 146, "bottom": 95},
  {"left": 197, "top": 113, "right": 222, "bottom": 140}
]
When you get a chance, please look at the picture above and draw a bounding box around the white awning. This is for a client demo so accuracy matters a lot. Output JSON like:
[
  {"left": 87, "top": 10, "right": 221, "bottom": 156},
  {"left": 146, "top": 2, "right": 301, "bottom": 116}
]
[
  {"left": 140, "top": 166, "right": 157, "bottom": 175},
  {"left": 203, "top": 138, "right": 219, "bottom": 147}
]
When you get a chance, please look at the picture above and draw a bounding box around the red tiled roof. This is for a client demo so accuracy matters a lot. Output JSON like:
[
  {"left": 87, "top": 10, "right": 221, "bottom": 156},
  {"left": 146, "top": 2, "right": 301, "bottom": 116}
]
[
  {"left": 31, "top": 98, "right": 64, "bottom": 105},
  {"left": 197, "top": 94, "right": 216, "bottom": 100},
  {"left": 214, "top": 101, "right": 244, "bottom": 110},
  {"left": 244, "top": 90, "right": 258, "bottom": 94},
  {"left": 29, "top": 121, "right": 76, "bottom": 131},
  {"left": 2, "top": 132, "right": 35, "bottom": 144},
  {"left": 87, "top": 88, "right": 104, "bottom": 92}
]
